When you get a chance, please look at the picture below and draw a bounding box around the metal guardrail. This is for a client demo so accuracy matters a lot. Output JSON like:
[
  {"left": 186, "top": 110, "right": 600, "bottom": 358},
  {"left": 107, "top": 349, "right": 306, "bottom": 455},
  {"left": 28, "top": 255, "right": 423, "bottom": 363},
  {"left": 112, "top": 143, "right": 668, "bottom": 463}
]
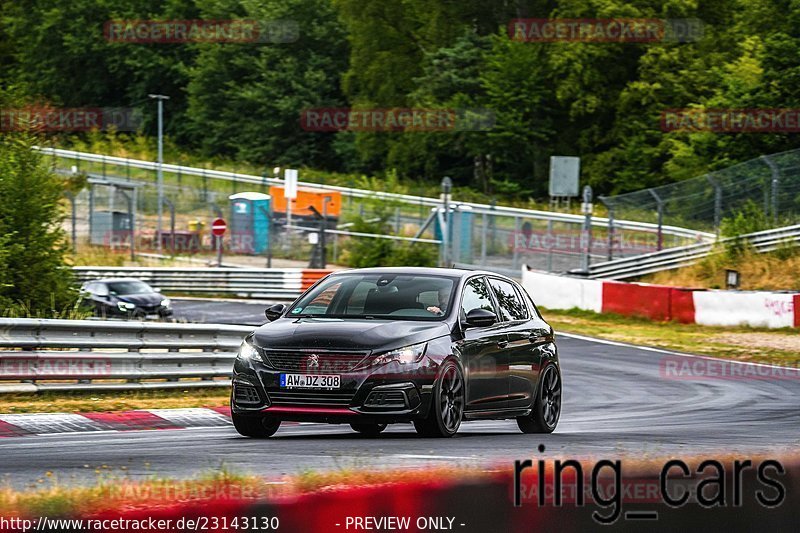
[
  {"left": 36, "top": 146, "right": 714, "bottom": 242},
  {"left": 587, "top": 224, "right": 800, "bottom": 280},
  {"left": 73, "top": 267, "right": 325, "bottom": 299},
  {"left": 0, "top": 319, "right": 251, "bottom": 393}
]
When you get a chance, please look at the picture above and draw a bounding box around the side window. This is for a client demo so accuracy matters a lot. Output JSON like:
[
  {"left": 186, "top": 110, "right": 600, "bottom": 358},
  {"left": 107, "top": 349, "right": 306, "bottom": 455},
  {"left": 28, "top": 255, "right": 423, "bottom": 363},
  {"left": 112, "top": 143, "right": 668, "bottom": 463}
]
[
  {"left": 302, "top": 281, "right": 342, "bottom": 314},
  {"left": 489, "top": 278, "right": 528, "bottom": 321},
  {"left": 460, "top": 277, "right": 495, "bottom": 317},
  {"left": 516, "top": 283, "right": 541, "bottom": 319}
]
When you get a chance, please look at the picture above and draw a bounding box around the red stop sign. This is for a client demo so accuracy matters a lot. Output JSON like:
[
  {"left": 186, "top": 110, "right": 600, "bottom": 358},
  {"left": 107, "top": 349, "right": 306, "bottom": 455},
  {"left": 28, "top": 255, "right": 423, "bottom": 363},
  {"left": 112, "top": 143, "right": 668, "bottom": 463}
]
[{"left": 211, "top": 218, "right": 227, "bottom": 236}]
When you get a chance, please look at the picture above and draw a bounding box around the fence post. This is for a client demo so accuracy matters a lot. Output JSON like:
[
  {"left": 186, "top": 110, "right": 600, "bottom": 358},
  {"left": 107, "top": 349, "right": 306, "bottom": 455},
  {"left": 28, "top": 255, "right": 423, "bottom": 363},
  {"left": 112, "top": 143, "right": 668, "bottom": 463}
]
[
  {"left": 512, "top": 216, "right": 520, "bottom": 271},
  {"left": 65, "top": 192, "right": 77, "bottom": 253},
  {"left": 120, "top": 191, "right": 135, "bottom": 261},
  {"left": 761, "top": 155, "right": 780, "bottom": 225},
  {"left": 648, "top": 189, "right": 664, "bottom": 251},
  {"left": 163, "top": 198, "right": 176, "bottom": 255},
  {"left": 600, "top": 198, "right": 614, "bottom": 262},
  {"left": 440, "top": 177, "right": 452, "bottom": 266},
  {"left": 581, "top": 185, "right": 593, "bottom": 272},
  {"left": 705, "top": 174, "right": 722, "bottom": 234},
  {"left": 480, "top": 213, "right": 488, "bottom": 266}
]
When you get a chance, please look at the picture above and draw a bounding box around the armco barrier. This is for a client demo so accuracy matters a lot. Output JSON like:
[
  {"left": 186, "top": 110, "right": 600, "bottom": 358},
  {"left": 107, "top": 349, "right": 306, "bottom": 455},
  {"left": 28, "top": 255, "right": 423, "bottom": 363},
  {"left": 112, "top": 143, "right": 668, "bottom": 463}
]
[
  {"left": 72, "top": 267, "right": 333, "bottom": 299},
  {"left": 523, "top": 266, "right": 798, "bottom": 328},
  {"left": 0, "top": 319, "right": 251, "bottom": 393}
]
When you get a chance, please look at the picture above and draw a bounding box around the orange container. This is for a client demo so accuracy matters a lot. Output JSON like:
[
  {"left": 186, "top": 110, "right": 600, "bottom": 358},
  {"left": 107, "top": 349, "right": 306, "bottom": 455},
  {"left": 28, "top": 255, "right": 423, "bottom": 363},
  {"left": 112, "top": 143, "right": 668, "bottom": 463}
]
[{"left": 269, "top": 186, "right": 342, "bottom": 218}]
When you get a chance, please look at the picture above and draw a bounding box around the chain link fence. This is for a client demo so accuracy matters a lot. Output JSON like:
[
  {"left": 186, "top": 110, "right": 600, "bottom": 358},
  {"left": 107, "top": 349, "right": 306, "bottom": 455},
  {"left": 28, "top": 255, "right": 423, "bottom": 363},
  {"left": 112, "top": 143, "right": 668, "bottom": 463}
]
[
  {"left": 600, "top": 149, "right": 800, "bottom": 240},
  {"left": 50, "top": 148, "right": 711, "bottom": 276}
]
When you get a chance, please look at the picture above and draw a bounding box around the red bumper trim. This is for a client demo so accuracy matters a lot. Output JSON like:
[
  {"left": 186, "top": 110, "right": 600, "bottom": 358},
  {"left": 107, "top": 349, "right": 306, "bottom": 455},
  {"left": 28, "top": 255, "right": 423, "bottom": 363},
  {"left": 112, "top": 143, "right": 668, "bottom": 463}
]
[{"left": 262, "top": 406, "right": 357, "bottom": 416}]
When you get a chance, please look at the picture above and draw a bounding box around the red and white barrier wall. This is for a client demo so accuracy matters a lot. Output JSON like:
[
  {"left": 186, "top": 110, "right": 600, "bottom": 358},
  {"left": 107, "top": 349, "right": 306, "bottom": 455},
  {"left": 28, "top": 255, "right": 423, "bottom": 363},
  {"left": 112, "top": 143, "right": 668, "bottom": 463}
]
[{"left": 522, "top": 268, "right": 800, "bottom": 329}]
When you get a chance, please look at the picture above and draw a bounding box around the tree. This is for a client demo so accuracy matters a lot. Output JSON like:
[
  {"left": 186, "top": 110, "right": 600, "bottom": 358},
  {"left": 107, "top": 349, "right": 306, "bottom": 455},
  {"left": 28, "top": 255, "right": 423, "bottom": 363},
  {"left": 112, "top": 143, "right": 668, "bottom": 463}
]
[
  {"left": 184, "top": 0, "right": 350, "bottom": 168},
  {"left": 0, "top": 91, "right": 76, "bottom": 314}
]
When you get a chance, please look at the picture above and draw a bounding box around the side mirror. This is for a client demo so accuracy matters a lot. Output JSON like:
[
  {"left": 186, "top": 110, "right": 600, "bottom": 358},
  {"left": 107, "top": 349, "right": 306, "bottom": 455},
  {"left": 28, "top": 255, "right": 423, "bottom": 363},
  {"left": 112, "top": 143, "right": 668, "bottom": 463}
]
[
  {"left": 465, "top": 308, "right": 496, "bottom": 328},
  {"left": 265, "top": 303, "right": 287, "bottom": 322},
  {"left": 152, "top": 287, "right": 161, "bottom": 293}
]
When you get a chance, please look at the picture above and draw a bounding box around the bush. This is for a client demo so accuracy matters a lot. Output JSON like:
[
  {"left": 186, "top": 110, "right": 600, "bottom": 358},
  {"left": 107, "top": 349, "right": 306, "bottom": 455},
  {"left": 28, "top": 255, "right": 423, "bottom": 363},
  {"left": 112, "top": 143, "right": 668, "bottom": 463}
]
[
  {"left": 0, "top": 94, "right": 77, "bottom": 315},
  {"left": 719, "top": 200, "right": 770, "bottom": 258},
  {"left": 338, "top": 210, "right": 438, "bottom": 268}
]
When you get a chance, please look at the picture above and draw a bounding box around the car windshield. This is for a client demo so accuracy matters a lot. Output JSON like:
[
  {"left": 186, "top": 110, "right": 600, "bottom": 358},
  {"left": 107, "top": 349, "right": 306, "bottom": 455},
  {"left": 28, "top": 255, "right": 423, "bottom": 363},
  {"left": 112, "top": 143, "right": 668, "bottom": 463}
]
[
  {"left": 107, "top": 281, "right": 154, "bottom": 295},
  {"left": 288, "top": 273, "right": 457, "bottom": 320}
]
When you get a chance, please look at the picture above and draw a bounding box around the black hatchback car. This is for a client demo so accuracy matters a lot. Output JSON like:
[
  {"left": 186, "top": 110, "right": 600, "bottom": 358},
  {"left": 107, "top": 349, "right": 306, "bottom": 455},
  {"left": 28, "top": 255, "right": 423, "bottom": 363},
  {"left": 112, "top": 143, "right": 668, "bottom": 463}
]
[
  {"left": 79, "top": 278, "right": 173, "bottom": 319},
  {"left": 231, "top": 267, "right": 561, "bottom": 438}
]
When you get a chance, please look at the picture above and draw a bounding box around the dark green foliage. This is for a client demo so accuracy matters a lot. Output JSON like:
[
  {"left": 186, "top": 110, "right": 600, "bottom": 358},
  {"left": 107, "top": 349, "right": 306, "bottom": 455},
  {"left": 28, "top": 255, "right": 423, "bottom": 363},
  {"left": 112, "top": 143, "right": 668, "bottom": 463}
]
[
  {"left": 3, "top": 0, "right": 800, "bottom": 198},
  {"left": 0, "top": 90, "right": 76, "bottom": 314}
]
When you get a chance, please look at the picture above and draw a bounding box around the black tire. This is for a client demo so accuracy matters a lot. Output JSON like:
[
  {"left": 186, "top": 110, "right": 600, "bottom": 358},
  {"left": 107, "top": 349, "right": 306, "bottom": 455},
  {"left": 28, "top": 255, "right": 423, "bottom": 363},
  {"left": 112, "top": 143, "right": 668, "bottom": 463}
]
[
  {"left": 232, "top": 413, "right": 281, "bottom": 438},
  {"left": 350, "top": 423, "right": 387, "bottom": 436},
  {"left": 517, "top": 364, "right": 561, "bottom": 434},
  {"left": 414, "top": 359, "right": 464, "bottom": 438}
]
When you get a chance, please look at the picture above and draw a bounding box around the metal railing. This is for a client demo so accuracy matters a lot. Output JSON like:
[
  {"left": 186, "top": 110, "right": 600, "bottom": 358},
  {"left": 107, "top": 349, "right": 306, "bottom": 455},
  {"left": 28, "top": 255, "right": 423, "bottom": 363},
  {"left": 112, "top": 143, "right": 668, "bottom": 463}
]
[
  {"left": 73, "top": 267, "right": 325, "bottom": 299},
  {"left": 587, "top": 224, "right": 800, "bottom": 280},
  {"left": 0, "top": 319, "right": 251, "bottom": 393}
]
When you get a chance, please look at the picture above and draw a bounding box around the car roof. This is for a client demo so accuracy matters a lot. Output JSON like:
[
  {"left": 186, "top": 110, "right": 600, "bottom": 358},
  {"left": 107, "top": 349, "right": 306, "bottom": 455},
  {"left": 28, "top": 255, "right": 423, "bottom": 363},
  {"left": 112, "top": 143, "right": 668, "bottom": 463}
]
[
  {"left": 84, "top": 278, "right": 149, "bottom": 284},
  {"left": 326, "top": 266, "right": 514, "bottom": 282}
]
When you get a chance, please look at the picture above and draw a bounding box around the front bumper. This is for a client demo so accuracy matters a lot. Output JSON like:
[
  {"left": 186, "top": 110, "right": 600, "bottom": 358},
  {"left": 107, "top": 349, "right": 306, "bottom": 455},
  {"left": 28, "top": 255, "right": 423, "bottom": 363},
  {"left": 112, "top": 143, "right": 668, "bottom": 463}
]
[{"left": 231, "top": 356, "right": 438, "bottom": 424}]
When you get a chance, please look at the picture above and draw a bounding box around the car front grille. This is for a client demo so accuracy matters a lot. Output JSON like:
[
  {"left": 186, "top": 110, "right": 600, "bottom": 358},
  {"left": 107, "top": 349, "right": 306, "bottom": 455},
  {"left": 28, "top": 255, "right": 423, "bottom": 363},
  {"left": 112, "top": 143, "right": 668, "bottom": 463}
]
[
  {"left": 268, "top": 389, "right": 356, "bottom": 407},
  {"left": 262, "top": 350, "right": 369, "bottom": 373}
]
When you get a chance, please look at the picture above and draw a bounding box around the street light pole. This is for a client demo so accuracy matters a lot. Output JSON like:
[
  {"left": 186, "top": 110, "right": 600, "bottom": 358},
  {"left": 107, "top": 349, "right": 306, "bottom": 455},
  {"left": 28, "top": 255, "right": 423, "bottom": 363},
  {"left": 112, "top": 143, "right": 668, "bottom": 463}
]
[{"left": 148, "top": 94, "right": 170, "bottom": 253}]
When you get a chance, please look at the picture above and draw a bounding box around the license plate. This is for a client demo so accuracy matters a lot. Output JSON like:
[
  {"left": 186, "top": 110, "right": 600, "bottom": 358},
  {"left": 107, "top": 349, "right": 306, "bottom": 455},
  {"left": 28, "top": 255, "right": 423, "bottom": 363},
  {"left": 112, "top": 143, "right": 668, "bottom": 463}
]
[
  {"left": 280, "top": 374, "right": 340, "bottom": 389},
  {"left": 146, "top": 314, "right": 160, "bottom": 320}
]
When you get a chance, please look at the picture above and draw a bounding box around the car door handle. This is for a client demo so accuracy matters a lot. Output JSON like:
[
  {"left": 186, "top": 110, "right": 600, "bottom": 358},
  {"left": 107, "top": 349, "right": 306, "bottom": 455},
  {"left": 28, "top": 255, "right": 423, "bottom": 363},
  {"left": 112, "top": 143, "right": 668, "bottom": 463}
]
[{"left": 497, "top": 340, "right": 509, "bottom": 349}]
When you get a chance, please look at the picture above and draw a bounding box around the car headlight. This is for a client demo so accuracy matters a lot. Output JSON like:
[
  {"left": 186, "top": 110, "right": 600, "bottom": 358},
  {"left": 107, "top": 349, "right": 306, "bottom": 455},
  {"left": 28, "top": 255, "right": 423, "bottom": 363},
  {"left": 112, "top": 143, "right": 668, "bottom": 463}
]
[
  {"left": 161, "top": 298, "right": 171, "bottom": 308},
  {"left": 238, "top": 340, "right": 263, "bottom": 362},
  {"left": 372, "top": 342, "right": 427, "bottom": 366},
  {"left": 117, "top": 302, "right": 136, "bottom": 311}
]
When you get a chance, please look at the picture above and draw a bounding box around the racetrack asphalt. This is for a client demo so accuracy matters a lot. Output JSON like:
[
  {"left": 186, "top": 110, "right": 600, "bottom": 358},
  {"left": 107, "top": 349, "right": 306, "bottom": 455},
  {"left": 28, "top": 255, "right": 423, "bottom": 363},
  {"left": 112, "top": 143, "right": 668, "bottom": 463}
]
[{"left": 2, "top": 312, "right": 799, "bottom": 487}]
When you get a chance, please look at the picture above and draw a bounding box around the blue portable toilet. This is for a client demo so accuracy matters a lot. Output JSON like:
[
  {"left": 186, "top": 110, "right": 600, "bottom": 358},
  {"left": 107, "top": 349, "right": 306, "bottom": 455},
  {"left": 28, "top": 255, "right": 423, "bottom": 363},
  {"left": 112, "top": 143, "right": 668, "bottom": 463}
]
[
  {"left": 229, "top": 192, "right": 271, "bottom": 254},
  {"left": 433, "top": 205, "right": 474, "bottom": 264}
]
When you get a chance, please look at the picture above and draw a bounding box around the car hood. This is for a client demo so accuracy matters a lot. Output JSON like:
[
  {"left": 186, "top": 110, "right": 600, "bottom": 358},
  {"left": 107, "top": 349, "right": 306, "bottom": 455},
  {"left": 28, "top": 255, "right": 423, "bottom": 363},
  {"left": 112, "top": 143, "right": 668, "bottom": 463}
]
[
  {"left": 252, "top": 317, "right": 451, "bottom": 353},
  {"left": 116, "top": 292, "right": 164, "bottom": 306}
]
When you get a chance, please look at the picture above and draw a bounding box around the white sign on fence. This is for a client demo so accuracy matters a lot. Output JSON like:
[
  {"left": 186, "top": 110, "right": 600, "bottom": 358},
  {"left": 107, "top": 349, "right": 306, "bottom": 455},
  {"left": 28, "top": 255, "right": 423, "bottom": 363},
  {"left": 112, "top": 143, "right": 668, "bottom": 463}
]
[
  {"left": 549, "top": 156, "right": 580, "bottom": 197},
  {"left": 284, "top": 168, "right": 298, "bottom": 199}
]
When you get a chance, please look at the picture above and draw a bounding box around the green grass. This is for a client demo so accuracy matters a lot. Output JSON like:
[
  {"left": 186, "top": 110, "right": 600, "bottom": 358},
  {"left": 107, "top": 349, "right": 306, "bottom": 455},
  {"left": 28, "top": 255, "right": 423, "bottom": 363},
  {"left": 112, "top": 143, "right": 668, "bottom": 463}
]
[
  {"left": 0, "top": 388, "right": 230, "bottom": 414},
  {"left": 542, "top": 307, "right": 800, "bottom": 365}
]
